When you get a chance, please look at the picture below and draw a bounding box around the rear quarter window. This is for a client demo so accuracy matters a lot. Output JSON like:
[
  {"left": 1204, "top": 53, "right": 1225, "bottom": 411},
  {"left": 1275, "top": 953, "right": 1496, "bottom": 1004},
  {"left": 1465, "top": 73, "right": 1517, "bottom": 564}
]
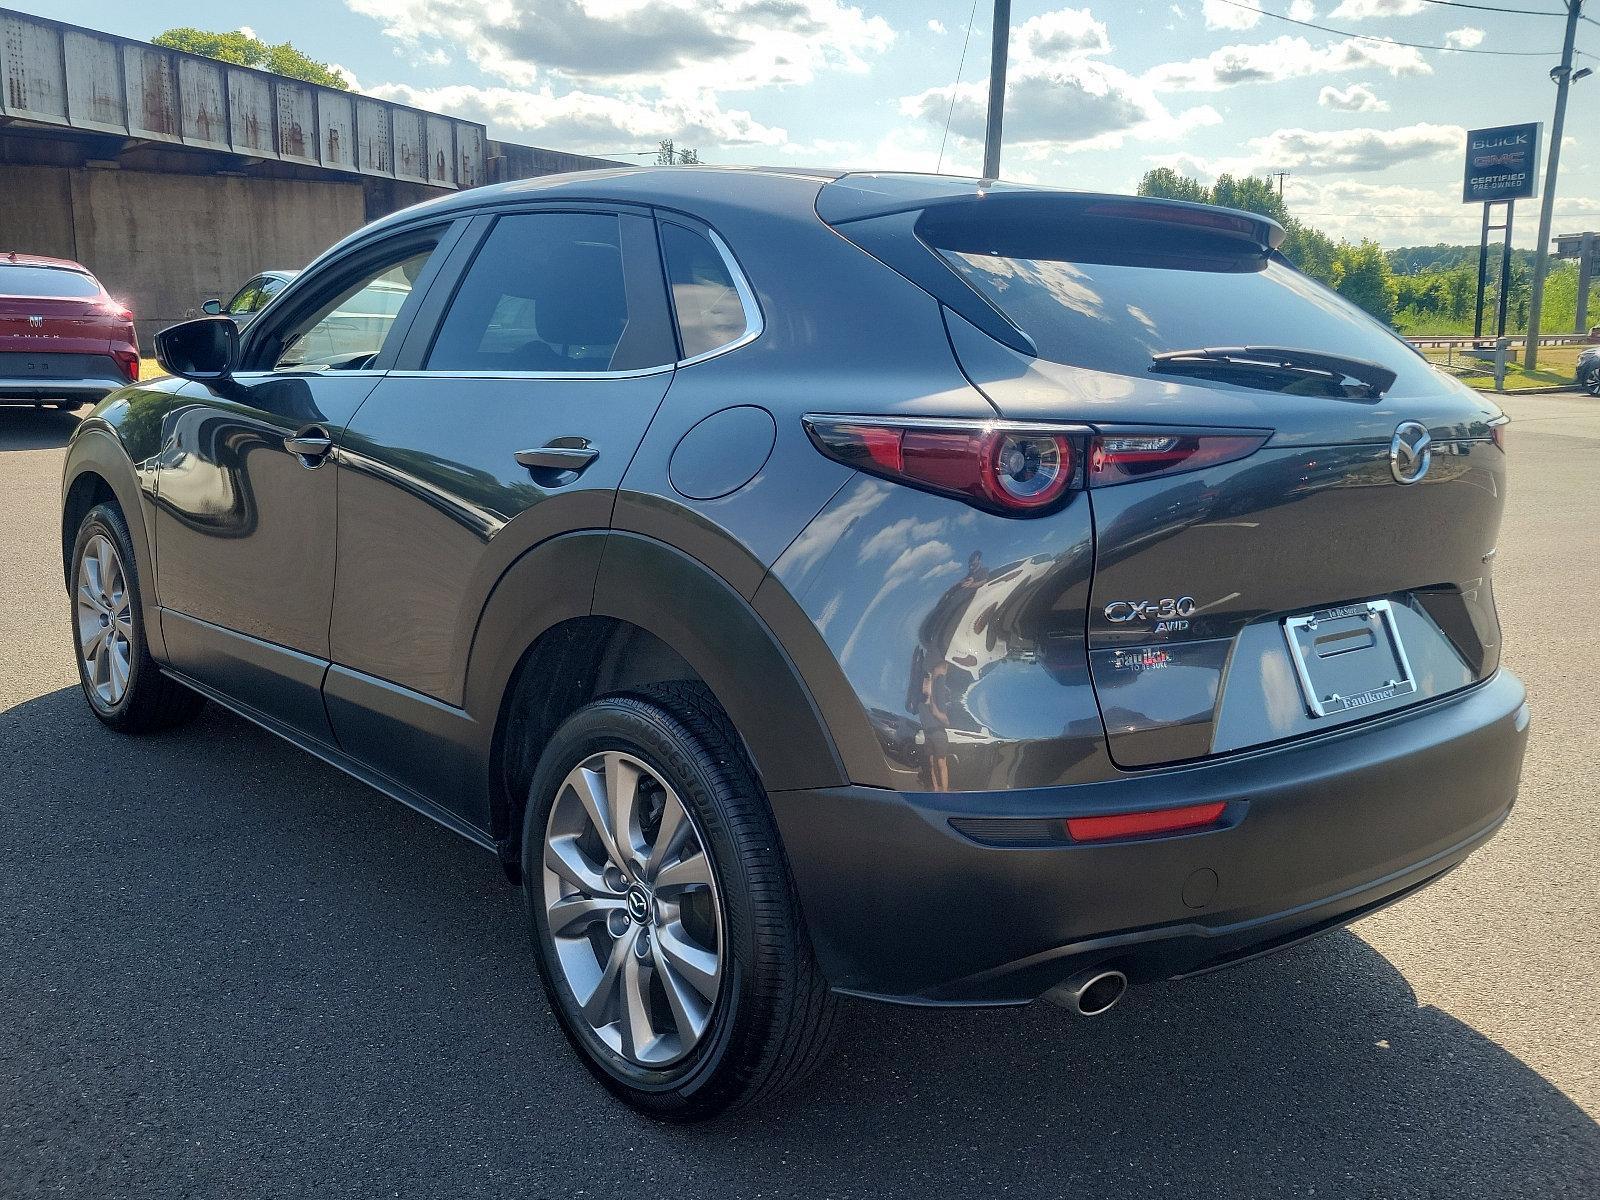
[{"left": 660, "top": 222, "right": 750, "bottom": 360}]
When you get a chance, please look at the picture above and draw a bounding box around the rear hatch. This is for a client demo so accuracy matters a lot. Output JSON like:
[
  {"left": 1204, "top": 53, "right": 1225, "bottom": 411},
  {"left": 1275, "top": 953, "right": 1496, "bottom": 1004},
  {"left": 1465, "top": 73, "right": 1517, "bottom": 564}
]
[
  {"left": 821, "top": 177, "right": 1506, "bottom": 768},
  {"left": 0, "top": 263, "right": 125, "bottom": 375}
]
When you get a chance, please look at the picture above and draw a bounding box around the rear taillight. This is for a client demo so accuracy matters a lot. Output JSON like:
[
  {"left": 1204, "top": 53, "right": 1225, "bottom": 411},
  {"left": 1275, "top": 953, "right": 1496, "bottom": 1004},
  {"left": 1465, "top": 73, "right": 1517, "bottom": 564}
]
[
  {"left": 804, "top": 418, "right": 1078, "bottom": 514},
  {"left": 805, "top": 416, "right": 1268, "bottom": 515},
  {"left": 1490, "top": 420, "right": 1508, "bottom": 452},
  {"left": 1089, "top": 432, "right": 1268, "bottom": 486},
  {"left": 113, "top": 349, "right": 139, "bottom": 382}
]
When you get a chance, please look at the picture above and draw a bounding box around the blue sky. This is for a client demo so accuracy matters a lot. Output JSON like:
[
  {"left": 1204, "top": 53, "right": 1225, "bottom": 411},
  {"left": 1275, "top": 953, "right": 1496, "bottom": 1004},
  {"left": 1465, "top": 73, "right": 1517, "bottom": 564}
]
[{"left": 21, "top": 0, "right": 1600, "bottom": 247}]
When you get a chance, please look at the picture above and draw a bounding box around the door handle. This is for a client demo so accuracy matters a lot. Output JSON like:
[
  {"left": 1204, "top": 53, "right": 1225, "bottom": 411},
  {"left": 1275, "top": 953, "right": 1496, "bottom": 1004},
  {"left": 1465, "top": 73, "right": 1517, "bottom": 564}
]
[
  {"left": 515, "top": 441, "right": 598, "bottom": 476},
  {"left": 285, "top": 427, "right": 334, "bottom": 466}
]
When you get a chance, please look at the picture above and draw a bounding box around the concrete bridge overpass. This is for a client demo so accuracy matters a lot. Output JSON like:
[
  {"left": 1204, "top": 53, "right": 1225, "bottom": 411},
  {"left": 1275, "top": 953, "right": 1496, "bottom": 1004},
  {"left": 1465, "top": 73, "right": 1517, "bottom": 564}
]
[{"left": 0, "top": 8, "right": 621, "bottom": 343}]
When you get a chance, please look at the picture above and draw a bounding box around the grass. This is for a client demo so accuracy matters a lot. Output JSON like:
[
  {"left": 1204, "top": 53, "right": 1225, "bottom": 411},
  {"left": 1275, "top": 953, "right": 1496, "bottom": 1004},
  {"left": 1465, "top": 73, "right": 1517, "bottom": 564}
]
[{"left": 1421, "top": 344, "right": 1586, "bottom": 392}]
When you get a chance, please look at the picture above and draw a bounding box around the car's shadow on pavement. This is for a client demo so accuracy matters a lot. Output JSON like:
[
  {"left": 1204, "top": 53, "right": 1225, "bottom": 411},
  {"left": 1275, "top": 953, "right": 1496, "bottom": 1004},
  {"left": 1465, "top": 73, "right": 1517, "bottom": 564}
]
[
  {"left": 0, "top": 406, "right": 81, "bottom": 451},
  {"left": 3, "top": 686, "right": 1596, "bottom": 1199}
]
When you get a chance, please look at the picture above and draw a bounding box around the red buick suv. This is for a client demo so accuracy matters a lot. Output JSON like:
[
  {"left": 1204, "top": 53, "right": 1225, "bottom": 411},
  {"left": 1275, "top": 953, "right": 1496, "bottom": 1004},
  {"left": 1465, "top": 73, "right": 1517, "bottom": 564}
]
[{"left": 0, "top": 253, "right": 139, "bottom": 409}]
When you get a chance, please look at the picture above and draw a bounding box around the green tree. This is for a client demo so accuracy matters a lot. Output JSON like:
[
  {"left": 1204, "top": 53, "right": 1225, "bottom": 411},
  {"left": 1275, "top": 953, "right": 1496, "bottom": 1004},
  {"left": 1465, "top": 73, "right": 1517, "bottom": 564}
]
[
  {"left": 1135, "top": 167, "right": 1209, "bottom": 204},
  {"left": 152, "top": 27, "right": 350, "bottom": 89},
  {"left": 1209, "top": 173, "right": 1289, "bottom": 225},
  {"left": 1280, "top": 219, "right": 1338, "bottom": 287},
  {"left": 1332, "top": 241, "right": 1398, "bottom": 325}
]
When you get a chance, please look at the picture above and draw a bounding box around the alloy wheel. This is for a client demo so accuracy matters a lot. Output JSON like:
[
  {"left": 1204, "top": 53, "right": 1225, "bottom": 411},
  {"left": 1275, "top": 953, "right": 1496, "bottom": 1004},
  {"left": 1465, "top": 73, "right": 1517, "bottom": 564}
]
[
  {"left": 541, "top": 750, "right": 724, "bottom": 1067},
  {"left": 76, "top": 533, "right": 134, "bottom": 708}
]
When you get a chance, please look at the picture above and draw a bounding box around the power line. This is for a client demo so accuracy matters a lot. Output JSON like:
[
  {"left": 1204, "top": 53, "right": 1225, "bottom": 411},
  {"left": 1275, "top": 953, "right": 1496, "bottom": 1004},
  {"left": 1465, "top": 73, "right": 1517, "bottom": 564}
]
[
  {"left": 937, "top": 0, "right": 982, "bottom": 173},
  {"left": 1206, "top": 0, "right": 1570, "bottom": 54},
  {"left": 1413, "top": 0, "right": 1568, "bottom": 15}
]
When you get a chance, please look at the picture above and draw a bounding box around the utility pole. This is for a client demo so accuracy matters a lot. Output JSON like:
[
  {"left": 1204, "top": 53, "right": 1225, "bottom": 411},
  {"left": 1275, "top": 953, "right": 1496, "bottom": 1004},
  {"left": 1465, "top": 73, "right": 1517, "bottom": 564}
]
[
  {"left": 1523, "top": 0, "right": 1584, "bottom": 372},
  {"left": 981, "top": 0, "right": 1011, "bottom": 181},
  {"left": 1270, "top": 171, "right": 1290, "bottom": 199}
]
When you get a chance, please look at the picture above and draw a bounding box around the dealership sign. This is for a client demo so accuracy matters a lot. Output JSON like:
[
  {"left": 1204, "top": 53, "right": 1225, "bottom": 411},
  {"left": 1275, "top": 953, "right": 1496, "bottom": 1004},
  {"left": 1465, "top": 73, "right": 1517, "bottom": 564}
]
[{"left": 1463, "top": 123, "right": 1542, "bottom": 203}]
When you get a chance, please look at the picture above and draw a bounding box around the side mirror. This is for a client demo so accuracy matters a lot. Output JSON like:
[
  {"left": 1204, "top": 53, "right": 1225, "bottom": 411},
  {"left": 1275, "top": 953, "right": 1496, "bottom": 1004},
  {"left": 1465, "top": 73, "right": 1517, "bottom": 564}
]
[
  {"left": 155, "top": 317, "right": 239, "bottom": 382},
  {"left": 201, "top": 298, "right": 224, "bottom": 316}
]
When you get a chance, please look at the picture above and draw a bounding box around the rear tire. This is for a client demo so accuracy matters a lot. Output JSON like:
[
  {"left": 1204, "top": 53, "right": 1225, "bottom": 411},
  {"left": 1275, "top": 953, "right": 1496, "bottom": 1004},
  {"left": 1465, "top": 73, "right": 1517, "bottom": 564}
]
[
  {"left": 69, "top": 503, "right": 203, "bottom": 733},
  {"left": 1585, "top": 367, "right": 1600, "bottom": 397},
  {"left": 522, "top": 682, "right": 836, "bottom": 1119}
]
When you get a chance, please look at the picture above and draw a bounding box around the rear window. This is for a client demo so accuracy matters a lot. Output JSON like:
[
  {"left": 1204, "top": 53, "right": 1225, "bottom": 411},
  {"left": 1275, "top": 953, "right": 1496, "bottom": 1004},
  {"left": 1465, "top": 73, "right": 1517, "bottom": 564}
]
[
  {"left": 0, "top": 265, "right": 101, "bottom": 299},
  {"left": 922, "top": 211, "right": 1437, "bottom": 393}
]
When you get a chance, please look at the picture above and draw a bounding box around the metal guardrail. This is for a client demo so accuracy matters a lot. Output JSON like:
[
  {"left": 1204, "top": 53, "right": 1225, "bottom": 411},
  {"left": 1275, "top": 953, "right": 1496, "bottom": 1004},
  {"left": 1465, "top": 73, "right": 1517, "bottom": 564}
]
[
  {"left": 0, "top": 7, "right": 487, "bottom": 189},
  {"left": 1407, "top": 333, "right": 1595, "bottom": 349}
]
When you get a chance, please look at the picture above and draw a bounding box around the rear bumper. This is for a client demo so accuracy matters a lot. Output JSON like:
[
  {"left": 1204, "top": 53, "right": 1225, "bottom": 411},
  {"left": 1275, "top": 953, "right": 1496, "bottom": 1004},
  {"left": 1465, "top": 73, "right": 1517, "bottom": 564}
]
[
  {"left": 0, "top": 376, "right": 122, "bottom": 402},
  {"left": 769, "top": 669, "right": 1529, "bottom": 1005}
]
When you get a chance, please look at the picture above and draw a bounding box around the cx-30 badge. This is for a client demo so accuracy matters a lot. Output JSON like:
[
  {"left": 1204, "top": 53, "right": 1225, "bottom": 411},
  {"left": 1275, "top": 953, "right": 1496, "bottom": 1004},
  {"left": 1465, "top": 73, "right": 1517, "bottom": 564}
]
[
  {"left": 1390, "top": 421, "right": 1432, "bottom": 484},
  {"left": 1103, "top": 596, "right": 1197, "bottom": 633}
]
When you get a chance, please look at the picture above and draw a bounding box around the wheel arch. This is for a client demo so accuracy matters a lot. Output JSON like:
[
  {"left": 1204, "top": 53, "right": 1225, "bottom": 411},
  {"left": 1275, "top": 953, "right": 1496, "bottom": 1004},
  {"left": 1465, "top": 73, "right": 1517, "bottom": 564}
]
[
  {"left": 60, "top": 428, "right": 165, "bottom": 660},
  {"left": 466, "top": 531, "right": 849, "bottom": 874}
]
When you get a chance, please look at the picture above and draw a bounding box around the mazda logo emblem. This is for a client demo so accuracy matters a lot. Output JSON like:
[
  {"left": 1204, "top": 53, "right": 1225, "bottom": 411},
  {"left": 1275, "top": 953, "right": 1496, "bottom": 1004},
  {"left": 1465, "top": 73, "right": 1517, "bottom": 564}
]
[
  {"left": 625, "top": 885, "right": 650, "bottom": 923},
  {"left": 1390, "top": 421, "right": 1432, "bottom": 485}
]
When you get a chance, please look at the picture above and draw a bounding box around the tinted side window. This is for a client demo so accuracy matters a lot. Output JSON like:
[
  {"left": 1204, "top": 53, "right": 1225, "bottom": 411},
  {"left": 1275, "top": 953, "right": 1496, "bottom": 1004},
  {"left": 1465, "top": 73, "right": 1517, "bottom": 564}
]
[
  {"left": 227, "top": 280, "right": 265, "bottom": 315},
  {"left": 660, "top": 223, "right": 747, "bottom": 359},
  {"left": 275, "top": 250, "right": 434, "bottom": 370},
  {"left": 428, "top": 213, "right": 636, "bottom": 373}
]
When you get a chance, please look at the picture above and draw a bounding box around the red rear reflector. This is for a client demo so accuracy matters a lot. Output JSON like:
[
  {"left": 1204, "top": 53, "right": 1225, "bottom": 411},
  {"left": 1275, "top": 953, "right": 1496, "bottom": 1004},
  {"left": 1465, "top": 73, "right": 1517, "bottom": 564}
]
[{"left": 1066, "top": 801, "right": 1226, "bottom": 843}]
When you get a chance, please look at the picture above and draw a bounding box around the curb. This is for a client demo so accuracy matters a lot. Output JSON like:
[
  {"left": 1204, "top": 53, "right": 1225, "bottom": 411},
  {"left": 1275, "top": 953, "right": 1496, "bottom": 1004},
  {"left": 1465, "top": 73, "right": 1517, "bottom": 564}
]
[{"left": 1473, "top": 385, "right": 1584, "bottom": 396}]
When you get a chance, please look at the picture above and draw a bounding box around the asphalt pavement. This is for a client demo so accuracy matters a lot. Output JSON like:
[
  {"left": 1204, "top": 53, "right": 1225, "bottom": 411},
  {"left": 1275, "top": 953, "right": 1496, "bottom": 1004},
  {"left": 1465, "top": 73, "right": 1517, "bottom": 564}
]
[{"left": 2, "top": 396, "right": 1596, "bottom": 1199}]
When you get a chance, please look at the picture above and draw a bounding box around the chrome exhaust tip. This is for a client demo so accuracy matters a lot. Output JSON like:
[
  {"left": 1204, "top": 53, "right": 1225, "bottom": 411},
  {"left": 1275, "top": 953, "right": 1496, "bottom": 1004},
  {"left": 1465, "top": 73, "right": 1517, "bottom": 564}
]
[{"left": 1046, "top": 968, "right": 1129, "bottom": 1016}]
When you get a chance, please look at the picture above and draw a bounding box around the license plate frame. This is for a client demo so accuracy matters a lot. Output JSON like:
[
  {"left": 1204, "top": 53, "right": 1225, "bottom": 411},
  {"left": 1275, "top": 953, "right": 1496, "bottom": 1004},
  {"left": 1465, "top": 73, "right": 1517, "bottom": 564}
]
[{"left": 1283, "top": 599, "right": 1417, "bottom": 718}]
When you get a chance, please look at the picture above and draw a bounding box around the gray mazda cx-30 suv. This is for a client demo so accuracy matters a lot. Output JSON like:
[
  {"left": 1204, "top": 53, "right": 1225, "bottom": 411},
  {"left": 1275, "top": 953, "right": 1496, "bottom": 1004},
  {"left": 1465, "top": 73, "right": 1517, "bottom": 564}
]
[{"left": 60, "top": 168, "right": 1528, "bottom": 1118}]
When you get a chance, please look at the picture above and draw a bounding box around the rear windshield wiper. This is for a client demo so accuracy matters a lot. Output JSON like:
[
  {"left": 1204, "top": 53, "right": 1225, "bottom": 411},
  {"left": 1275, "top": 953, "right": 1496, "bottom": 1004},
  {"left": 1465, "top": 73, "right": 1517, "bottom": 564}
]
[{"left": 1150, "top": 346, "right": 1398, "bottom": 398}]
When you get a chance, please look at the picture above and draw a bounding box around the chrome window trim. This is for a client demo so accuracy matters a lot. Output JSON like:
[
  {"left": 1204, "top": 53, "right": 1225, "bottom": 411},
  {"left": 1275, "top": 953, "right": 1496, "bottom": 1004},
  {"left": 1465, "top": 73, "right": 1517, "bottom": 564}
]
[
  {"left": 383, "top": 364, "right": 674, "bottom": 382},
  {"left": 669, "top": 224, "right": 764, "bottom": 368}
]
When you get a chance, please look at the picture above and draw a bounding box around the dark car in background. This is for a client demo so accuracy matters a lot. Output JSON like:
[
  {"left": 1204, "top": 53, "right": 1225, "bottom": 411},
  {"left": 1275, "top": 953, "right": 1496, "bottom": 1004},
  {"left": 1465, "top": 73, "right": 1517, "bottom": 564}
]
[
  {"left": 60, "top": 168, "right": 1528, "bottom": 1118},
  {"left": 202, "top": 270, "right": 297, "bottom": 329},
  {"left": 1580, "top": 344, "right": 1599, "bottom": 395},
  {"left": 1, "top": 253, "right": 138, "bottom": 408}
]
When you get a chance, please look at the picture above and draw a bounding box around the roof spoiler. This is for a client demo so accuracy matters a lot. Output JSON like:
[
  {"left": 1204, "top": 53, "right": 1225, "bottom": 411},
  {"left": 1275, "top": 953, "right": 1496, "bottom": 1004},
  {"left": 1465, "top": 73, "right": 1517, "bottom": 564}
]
[{"left": 818, "top": 173, "right": 1284, "bottom": 254}]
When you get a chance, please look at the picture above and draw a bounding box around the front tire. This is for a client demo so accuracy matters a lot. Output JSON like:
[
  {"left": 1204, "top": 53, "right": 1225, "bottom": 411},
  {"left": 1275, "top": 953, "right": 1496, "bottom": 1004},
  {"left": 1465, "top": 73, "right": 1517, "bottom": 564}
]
[
  {"left": 523, "top": 683, "right": 836, "bottom": 1119},
  {"left": 1585, "top": 367, "right": 1600, "bottom": 397},
  {"left": 70, "top": 503, "right": 203, "bottom": 733}
]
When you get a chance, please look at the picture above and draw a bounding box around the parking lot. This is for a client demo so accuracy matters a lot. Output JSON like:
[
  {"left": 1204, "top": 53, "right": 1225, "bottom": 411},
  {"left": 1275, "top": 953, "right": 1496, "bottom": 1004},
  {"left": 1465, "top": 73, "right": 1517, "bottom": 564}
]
[{"left": 2, "top": 394, "right": 1596, "bottom": 1199}]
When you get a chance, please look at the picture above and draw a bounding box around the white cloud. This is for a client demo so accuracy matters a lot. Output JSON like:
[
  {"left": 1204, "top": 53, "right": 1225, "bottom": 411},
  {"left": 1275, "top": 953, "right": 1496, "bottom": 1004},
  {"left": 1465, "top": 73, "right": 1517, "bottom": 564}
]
[
  {"left": 1288, "top": 1, "right": 1316, "bottom": 17},
  {"left": 237, "top": 25, "right": 258, "bottom": 40},
  {"left": 1319, "top": 82, "right": 1388, "bottom": 111},
  {"left": 1329, "top": 0, "right": 1425, "bottom": 17},
  {"left": 1202, "top": 0, "right": 1261, "bottom": 30},
  {"left": 1148, "top": 121, "right": 1460, "bottom": 181},
  {"left": 1252, "top": 122, "right": 1461, "bottom": 173},
  {"left": 366, "top": 81, "right": 786, "bottom": 153},
  {"left": 1286, "top": 180, "right": 1600, "bottom": 247},
  {"left": 1331, "top": 0, "right": 1433, "bottom": 16},
  {"left": 1019, "top": 7, "right": 1111, "bottom": 61},
  {"left": 329, "top": 63, "right": 363, "bottom": 91},
  {"left": 928, "top": 18, "right": 946, "bottom": 35},
  {"left": 1445, "top": 27, "right": 1485, "bottom": 50},
  {"left": 346, "top": 0, "right": 895, "bottom": 94},
  {"left": 1147, "top": 34, "right": 1430, "bottom": 92},
  {"left": 900, "top": 6, "right": 1220, "bottom": 158},
  {"left": 1170, "top": 4, "right": 1187, "bottom": 18}
]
